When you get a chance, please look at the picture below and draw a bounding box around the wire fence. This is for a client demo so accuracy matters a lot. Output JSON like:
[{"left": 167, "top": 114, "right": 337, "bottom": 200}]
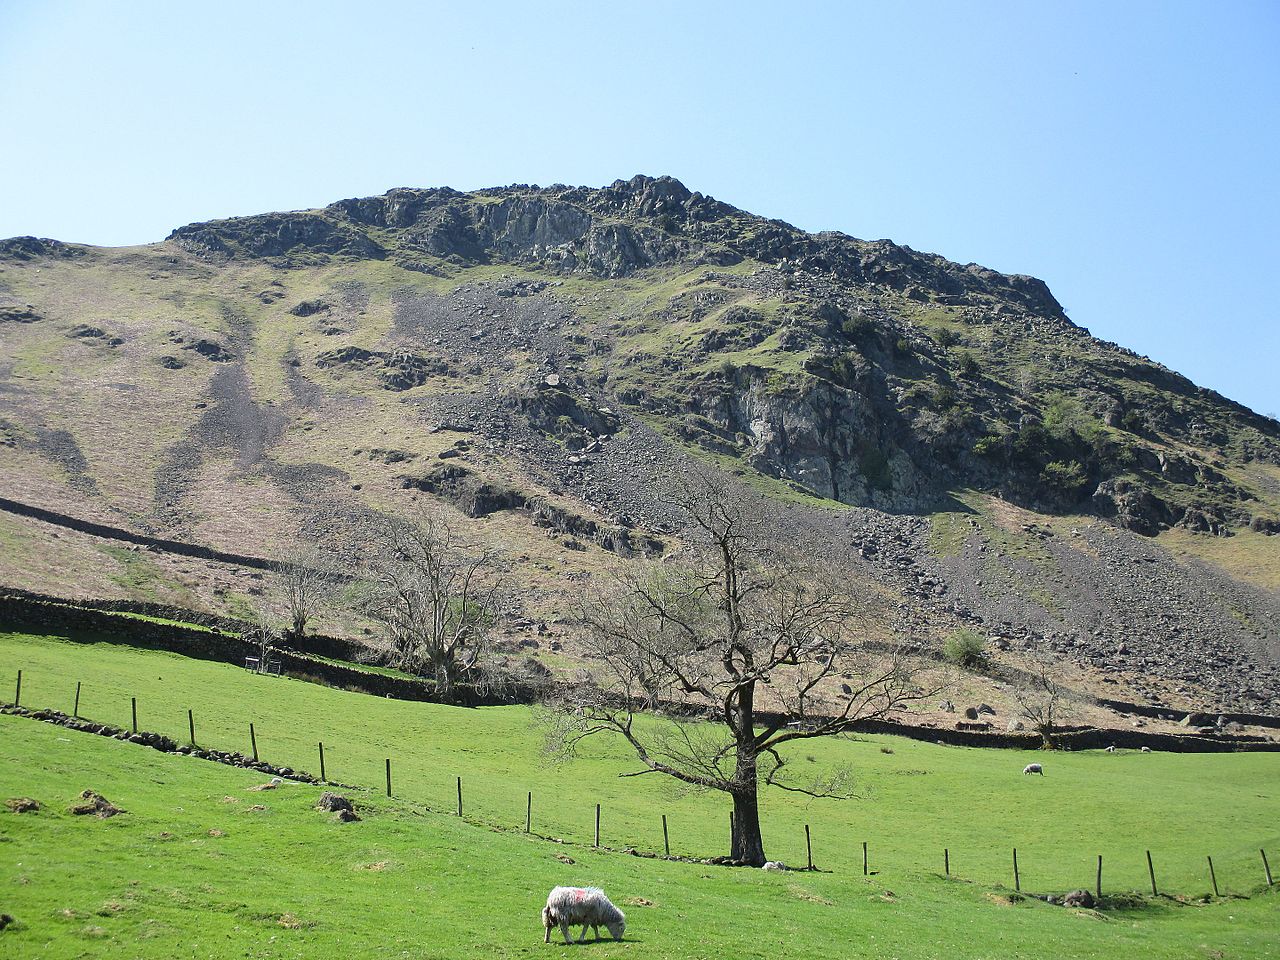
[{"left": 6, "top": 667, "right": 1276, "bottom": 901}]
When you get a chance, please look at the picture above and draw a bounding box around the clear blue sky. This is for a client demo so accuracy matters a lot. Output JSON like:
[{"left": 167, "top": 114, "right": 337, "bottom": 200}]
[{"left": 2, "top": 1, "right": 1277, "bottom": 416}]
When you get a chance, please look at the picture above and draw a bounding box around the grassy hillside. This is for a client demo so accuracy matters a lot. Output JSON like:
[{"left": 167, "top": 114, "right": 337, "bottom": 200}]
[
  {"left": 7, "top": 715, "right": 1279, "bottom": 960},
  {"left": 3, "top": 629, "right": 1278, "bottom": 959}
]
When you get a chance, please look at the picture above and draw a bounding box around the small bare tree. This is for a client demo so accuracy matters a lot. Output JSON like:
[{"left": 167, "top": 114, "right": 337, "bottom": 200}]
[
  {"left": 271, "top": 544, "right": 333, "bottom": 641},
  {"left": 1012, "top": 660, "right": 1076, "bottom": 747},
  {"left": 543, "top": 466, "right": 937, "bottom": 866},
  {"left": 244, "top": 607, "right": 283, "bottom": 672},
  {"left": 360, "top": 510, "right": 504, "bottom": 694}
]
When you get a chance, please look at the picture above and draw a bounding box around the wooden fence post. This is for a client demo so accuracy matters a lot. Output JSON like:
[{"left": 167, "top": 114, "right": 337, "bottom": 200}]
[
  {"left": 249, "top": 723, "right": 258, "bottom": 762},
  {"left": 13, "top": 670, "right": 19, "bottom": 707},
  {"left": 385, "top": 758, "right": 392, "bottom": 797},
  {"left": 188, "top": 709, "right": 195, "bottom": 745},
  {"left": 73, "top": 681, "right": 81, "bottom": 718},
  {"left": 1096, "top": 855, "right": 1102, "bottom": 901},
  {"left": 318, "top": 742, "right": 326, "bottom": 782},
  {"left": 1207, "top": 855, "right": 1219, "bottom": 897},
  {"left": 1263, "top": 849, "right": 1274, "bottom": 886},
  {"left": 944, "top": 848, "right": 949, "bottom": 876},
  {"left": 456, "top": 776, "right": 463, "bottom": 817},
  {"left": 1146, "top": 850, "right": 1157, "bottom": 896},
  {"left": 805, "top": 824, "right": 813, "bottom": 870},
  {"left": 1013, "top": 848, "right": 1020, "bottom": 892},
  {"left": 662, "top": 814, "right": 670, "bottom": 857},
  {"left": 862, "top": 841, "right": 868, "bottom": 876},
  {"left": 526, "top": 791, "right": 532, "bottom": 833},
  {"left": 595, "top": 803, "right": 601, "bottom": 847},
  {"left": 131, "top": 696, "right": 137, "bottom": 733}
]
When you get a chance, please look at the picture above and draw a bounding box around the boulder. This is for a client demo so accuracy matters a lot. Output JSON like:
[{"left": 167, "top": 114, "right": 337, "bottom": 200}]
[
  {"left": 1061, "top": 889, "right": 1095, "bottom": 909},
  {"left": 1091, "top": 479, "right": 1172, "bottom": 537},
  {"left": 289, "top": 299, "right": 330, "bottom": 317},
  {"left": 315, "top": 792, "right": 354, "bottom": 813},
  {"left": 68, "top": 790, "right": 123, "bottom": 818}
]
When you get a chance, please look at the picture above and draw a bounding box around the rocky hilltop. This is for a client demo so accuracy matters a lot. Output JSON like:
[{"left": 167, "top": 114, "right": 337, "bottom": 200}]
[
  {"left": 164, "top": 176, "right": 1280, "bottom": 527},
  {"left": 2, "top": 175, "right": 1278, "bottom": 716}
]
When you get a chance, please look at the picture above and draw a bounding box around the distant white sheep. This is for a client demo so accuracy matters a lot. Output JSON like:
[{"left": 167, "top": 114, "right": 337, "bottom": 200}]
[
  {"left": 1140, "top": 746, "right": 1151, "bottom": 753},
  {"left": 1023, "top": 763, "right": 1044, "bottom": 775},
  {"left": 1105, "top": 746, "right": 1116, "bottom": 753},
  {"left": 542, "top": 886, "right": 626, "bottom": 944}
]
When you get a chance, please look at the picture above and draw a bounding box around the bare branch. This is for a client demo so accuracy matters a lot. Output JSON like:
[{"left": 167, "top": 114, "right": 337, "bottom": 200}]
[{"left": 356, "top": 508, "right": 507, "bottom": 694}]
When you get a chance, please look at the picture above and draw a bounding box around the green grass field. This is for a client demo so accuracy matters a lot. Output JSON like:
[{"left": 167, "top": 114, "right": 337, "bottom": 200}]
[{"left": 2, "top": 629, "right": 1279, "bottom": 958}]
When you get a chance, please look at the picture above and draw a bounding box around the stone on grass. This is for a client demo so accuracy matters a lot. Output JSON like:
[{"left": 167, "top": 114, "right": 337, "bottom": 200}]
[
  {"left": 316, "top": 791, "right": 354, "bottom": 813},
  {"left": 1061, "top": 889, "right": 1095, "bottom": 908},
  {"left": 68, "top": 790, "right": 123, "bottom": 818}
]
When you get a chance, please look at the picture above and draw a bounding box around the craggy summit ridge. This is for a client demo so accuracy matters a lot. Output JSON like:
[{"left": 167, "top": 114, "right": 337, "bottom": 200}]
[{"left": 171, "top": 175, "right": 1063, "bottom": 313}]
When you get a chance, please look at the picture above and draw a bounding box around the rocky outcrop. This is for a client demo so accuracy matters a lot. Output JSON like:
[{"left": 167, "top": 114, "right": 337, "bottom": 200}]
[
  {"left": 314, "top": 346, "right": 449, "bottom": 391},
  {"left": 0, "top": 305, "right": 42, "bottom": 323},
  {"left": 160, "top": 176, "right": 1074, "bottom": 304},
  {"left": 398, "top": 464, "right": 661, "bottom": 556},
  {"left": 168, "top": 212, "right": 385, "bottom": 262},
  {"left": 1091, "top": 479, "right": 1174, "bottom": 536},
  {"left": 0, "top": 236, "right": 82, "bottom": 260}
]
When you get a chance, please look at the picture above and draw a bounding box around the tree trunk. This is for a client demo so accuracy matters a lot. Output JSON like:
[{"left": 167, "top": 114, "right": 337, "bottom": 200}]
[{"left": 730, "top": 748, "right": 766, "bottom": 866}]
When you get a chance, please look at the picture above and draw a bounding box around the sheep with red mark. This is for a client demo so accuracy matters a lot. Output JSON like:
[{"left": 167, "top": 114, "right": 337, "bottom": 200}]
[{"left": 542, "top": 886, "right": 626, "bottom": 944}]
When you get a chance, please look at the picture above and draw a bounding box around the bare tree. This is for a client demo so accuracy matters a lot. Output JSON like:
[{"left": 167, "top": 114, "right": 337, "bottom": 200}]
[
  {"left": 359, "top": 510, "right": 504, "bottom": 694},
  {"left": 543, "top": 467, "right": 937, "bottom": 866},
  {"left": 271, "top": 544, "right": 333, "bottom": 641},
  {"left": 1012, "top": 660, "right": 1076, "bottom": 747},
  {"left": 244, "top": 607, "right": 283, "bottom": 672}
]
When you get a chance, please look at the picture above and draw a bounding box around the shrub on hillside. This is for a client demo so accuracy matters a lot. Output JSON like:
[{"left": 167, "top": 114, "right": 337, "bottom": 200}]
[
  {"left": 841, "top": 314, "right": 876, "bottom": 341},
  {"left": 943, "top": 628, "right": 986, "bottom": 669},
  {"left": 1041, "top": 459, "right": 1089, "bottom": 496}
]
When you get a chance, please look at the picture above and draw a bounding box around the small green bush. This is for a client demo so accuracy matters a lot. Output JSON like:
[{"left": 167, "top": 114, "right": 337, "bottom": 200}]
[
  {"left": 841, "top": 315, "right": 876, "bottom": 340},
  {"left": 972, "top": 434, "right": 1004, "bottom": 459},
  {"left": 830, "top": 353, "right": 860, "bottom": 384},
  {"left": 934, "top": 327, "right": 960, "bottom": 348},
  {"left": 1120, "top": 409, "right": 1148, "bottom": 434},
  {"left": 943, "top": 629, "right": 986, "bottom": 669},
  {"left": 1041, "top": 459, "right": 1089, "bottom": 495},
  {"left": 956, "top": 350, "right": 980, "bottom": 377}
]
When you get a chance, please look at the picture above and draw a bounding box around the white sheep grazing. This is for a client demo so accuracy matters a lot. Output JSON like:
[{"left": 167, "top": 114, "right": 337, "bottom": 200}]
[
  {"left": 1140, "top": 746, "right": 1151, "bottom": 753},
  {"left": 1023, "top": 762, "right": 1044, "bottom": 775},
  {"left": 1105, "top": 745, "right": 1116, "bottom": 753},
  {"left": 542, "top": 886, "right": 626, "bottom": 944}
]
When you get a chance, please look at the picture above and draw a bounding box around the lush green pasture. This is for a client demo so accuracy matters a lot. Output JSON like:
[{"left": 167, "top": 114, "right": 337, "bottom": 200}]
[{"left": 1, "top": 630, "right": 1278, "bottom": 958}]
